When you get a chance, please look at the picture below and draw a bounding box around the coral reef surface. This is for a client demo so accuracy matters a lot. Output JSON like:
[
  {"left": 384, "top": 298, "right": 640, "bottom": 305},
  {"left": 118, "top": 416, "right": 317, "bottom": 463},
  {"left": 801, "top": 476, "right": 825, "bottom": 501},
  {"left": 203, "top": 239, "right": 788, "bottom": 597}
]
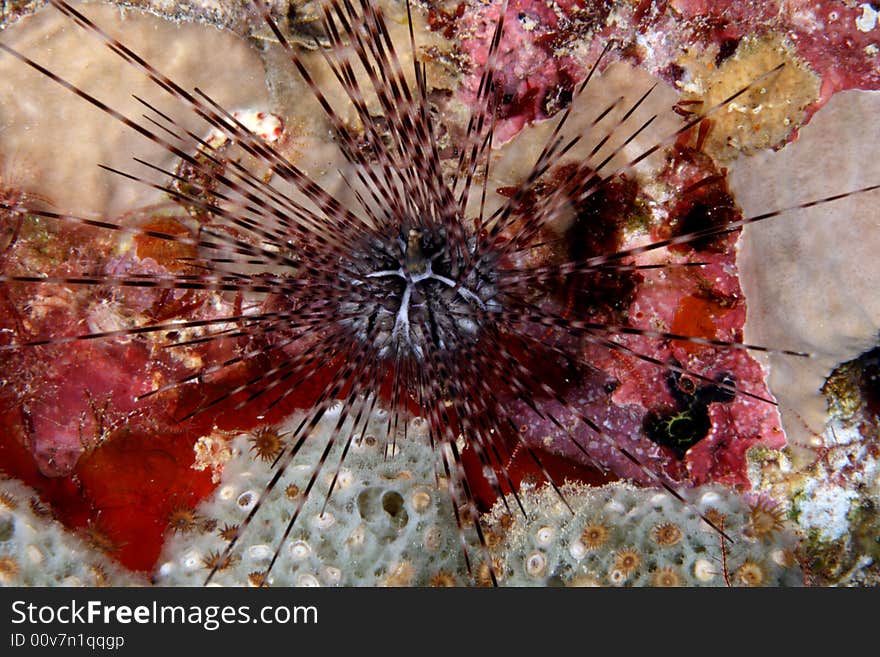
[{"left": 0, "top": 0, "right": 877, "bottom": 586}]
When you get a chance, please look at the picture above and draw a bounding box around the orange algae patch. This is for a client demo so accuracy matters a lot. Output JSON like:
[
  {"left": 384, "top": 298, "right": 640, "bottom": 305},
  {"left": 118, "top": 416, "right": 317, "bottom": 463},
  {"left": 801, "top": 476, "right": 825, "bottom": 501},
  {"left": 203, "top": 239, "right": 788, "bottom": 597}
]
[
  {"left": 672, "top": 295, "right": 732, "bottom": 356},
  {"left": 133, "top": 216, "right": 197, "bottom": 270},
  {"left": 75, "top": 427, "right": 216, "bottom": 572},
  {"left": 0, "top": 352, "right": 360, "bottom": 573},
  {"left": 0, "top": 406, "right": 216, "bottom": 572}
]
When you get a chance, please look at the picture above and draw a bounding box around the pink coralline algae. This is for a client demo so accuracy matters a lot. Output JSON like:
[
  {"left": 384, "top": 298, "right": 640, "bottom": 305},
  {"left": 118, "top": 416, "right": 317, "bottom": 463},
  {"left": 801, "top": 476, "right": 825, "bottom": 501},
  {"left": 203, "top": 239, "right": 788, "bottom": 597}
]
[
  {"left": 0, "top": 206, "right": 283, "bottom": 568},
  {"left": 454, "top": 0, "right": 880, "bottom": 143},
  {"left": 448, "top": 0, "right": 877, "bottom": 497},
  {"left": 455, "top": 0, "right": 613, "bottom": 143},
  {"left": 3, "top": 213, "right": 209, "bottom": 474},
  {"left": 495, "top": 143, "right": 784, "bottom": 490}
]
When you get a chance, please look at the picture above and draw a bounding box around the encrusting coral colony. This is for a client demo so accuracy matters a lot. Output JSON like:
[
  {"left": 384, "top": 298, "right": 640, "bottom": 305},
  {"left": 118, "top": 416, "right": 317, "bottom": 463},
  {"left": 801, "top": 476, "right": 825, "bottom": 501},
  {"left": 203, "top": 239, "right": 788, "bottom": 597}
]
[{"left": 0, "top": 0, "right": 878, "bottom": 586}]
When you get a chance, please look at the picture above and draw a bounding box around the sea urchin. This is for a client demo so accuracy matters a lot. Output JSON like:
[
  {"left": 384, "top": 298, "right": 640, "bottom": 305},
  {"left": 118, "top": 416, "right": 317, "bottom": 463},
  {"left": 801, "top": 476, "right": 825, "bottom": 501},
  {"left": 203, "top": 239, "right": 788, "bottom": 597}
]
[{"left": 0, "top": 0, "right": 878, "bottom": 585}]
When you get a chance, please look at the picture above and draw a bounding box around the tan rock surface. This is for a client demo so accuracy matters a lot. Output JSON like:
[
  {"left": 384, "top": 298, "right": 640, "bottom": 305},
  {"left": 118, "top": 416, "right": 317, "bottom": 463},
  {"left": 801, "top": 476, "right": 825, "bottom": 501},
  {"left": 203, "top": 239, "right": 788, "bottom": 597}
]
[
  {"left": 733, "top": 90, "right": 880, "bottom": 460},
  {"left": 0, "top": 1, "right": 268, "bottom": 217}
]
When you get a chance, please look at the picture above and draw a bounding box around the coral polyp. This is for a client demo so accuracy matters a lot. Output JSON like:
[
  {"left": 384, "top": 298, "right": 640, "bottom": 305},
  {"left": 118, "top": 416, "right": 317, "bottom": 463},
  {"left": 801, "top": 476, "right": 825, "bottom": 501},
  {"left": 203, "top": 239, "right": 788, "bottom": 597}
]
[
  {"left": 651, "top": 566, "right": 682, "bottom": 587},
  {"left": 581, "top": 523, "right": 610, "bottom": 550},
  {"left": 650, "top": 522, "right": 683, "bottom": 547},
  {"left": 247, "top": 426, "right": 288, "bottom": 464},
  {"left": 0, "top": 0, "right": 878, "bottom": 586}
]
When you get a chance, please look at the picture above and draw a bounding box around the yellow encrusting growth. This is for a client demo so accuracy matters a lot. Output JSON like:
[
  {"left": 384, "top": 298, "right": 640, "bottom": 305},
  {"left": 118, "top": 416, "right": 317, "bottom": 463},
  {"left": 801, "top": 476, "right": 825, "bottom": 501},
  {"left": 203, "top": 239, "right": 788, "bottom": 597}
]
[
  {"left": 247, "top": 426, "right": 287, "bottom": 463},
  {"left": 429, "top": 571, "right": 457, "bottom": 587},
  {"left": 202, "top": 549, "right": 237, "bottom": 572},
  {"left": 745, "top": 498, "right": 787, "bottom": 539},
  {"left": 482, "top": 482, "right": 803, "bottom": 586},
  {"left": 681, "top": 34, "right": 820, "bottom": 161},
  {"left": 0, "top": 492, "right": 17, "bottom": 510},
  {"left": 166, "top": 506, "right": 204, "bottom": 534},
  {"left": 0, "top": 556, "right": 21, "bottom": 583},
  {"left": 90, "top": 564, "right": 111, "bottom": 587},
  {"left": 0, "top": 478, "right": 145, "bottom": 585},
  {"left": 381, "top": 561, "right": 416, "bottom": 587},
  {"left": 477, "top": 558, "right": 505, "bottom": 587},
  {"left": 613, "top": 547, "right": 642, "bottom": 576},
  {"left": 217, "top": 523, "right": 239, "bottom": 542},
  {"left": 247, "top": 571, "right": 269, "bottom": 587}
]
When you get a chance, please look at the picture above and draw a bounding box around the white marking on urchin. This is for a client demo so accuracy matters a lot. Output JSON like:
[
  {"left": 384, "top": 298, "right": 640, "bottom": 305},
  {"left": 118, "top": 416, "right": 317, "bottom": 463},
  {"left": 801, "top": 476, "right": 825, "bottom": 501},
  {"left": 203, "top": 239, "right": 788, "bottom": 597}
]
[
  {"left": 392, "top": 282, "right": 418, "bottom": 357},
  {"left": 365, "top": 261, "right": 488, "bottom": 358}
]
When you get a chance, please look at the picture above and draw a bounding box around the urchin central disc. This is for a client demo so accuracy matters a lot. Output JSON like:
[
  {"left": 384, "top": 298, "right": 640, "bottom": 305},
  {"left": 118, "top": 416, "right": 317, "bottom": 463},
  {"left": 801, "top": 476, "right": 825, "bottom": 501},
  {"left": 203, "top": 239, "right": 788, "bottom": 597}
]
[
  {"left": 341, "top": 228, "right": 499, "bottom": 361},
  {"left": 366, "top": 230, "right": 489, "bottom": 359}
]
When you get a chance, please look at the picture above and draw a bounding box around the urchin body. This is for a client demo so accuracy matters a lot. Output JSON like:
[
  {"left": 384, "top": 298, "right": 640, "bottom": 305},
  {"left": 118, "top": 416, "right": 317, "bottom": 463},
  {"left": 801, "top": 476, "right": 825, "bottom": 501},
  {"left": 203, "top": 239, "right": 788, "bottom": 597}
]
[{"left": 337, "top": 227, "right": 501, "bottom": 361}]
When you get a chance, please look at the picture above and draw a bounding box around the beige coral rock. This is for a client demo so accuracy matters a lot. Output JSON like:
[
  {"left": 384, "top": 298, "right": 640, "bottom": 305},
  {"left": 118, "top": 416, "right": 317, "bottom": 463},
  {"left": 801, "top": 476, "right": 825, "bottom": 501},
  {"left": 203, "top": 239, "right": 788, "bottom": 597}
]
[
  {"left": 480, "top": 62, "right": 682, "bottom": 231},
  {"left": 732, "top": 90, "right": 880, "bottom": 461},
  {"left": 0, "top": 1, "right": 269, "bottom": 217},
  {"left": 680, "top": 34, "right": 820, "bottom": 162}
]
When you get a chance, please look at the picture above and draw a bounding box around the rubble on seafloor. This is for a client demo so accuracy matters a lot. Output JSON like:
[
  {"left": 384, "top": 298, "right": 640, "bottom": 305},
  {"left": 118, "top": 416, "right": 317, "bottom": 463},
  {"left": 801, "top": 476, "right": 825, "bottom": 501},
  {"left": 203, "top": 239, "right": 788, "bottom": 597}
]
[
  {"left": 0, "top": 0, "right": 878, "bottom": 585},
  {"left": 749, "top": 345, "right": 880, "bottom": 586}
]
